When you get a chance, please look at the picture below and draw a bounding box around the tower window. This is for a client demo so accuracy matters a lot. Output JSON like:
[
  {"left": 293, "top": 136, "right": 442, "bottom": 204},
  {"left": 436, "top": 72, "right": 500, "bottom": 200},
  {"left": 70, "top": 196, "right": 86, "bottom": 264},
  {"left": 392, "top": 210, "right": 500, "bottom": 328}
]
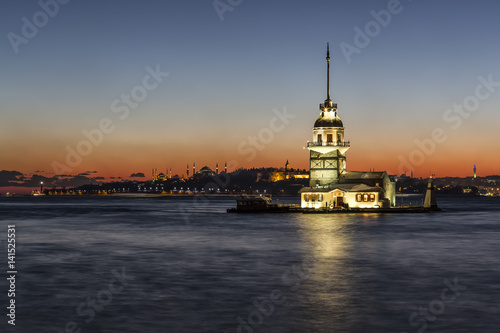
[
  {"left": 327, "top": 134, "right": 333, "bottom": 143},
  {"left": 317, "top": 134, "right": 322, "bottom": 143}
]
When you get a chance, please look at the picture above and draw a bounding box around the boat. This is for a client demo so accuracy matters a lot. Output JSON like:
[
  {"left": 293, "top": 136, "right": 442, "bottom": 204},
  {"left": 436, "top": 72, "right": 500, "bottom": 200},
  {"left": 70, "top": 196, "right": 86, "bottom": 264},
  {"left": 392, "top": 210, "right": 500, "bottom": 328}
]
[{"left": 227, "top": 195, "right": 291, "bottom": 213}]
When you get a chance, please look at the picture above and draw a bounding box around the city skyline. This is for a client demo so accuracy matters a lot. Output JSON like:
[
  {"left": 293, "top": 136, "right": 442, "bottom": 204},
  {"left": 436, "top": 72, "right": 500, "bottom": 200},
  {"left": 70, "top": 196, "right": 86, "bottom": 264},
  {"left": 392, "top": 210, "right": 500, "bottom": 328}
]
[{"left": 2, "top": 0, "right": 500, "bottom": 180}]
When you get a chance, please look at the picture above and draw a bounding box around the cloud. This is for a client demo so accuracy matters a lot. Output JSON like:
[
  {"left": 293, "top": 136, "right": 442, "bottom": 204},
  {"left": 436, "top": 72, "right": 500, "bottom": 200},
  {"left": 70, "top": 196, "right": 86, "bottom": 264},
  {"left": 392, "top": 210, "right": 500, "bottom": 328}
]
[
  {"left": 130, "top": 172, "right": 145, "bottom": 178},
  {"left": 57, "top": 174, "right": 74, "bottom": 179},
  {"left": 0, "top": 170, "right": 24, "bottom": 186},
  {"left": 0, "top": 171, "right": 101, "bottom": 188}
]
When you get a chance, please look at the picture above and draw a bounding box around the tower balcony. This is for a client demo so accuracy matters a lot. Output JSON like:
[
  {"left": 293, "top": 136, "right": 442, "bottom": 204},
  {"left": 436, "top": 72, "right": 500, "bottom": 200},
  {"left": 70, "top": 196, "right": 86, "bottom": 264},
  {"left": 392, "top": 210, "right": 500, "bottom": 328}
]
[
  {"left": 319, "top": 102, "right": 337, "bottom": 110},
  {"left": 307, "top": 141, "right": 350, "bottom": 148},
  {"left": 306, "top": 141, "right": 350, "bottom": 154}
]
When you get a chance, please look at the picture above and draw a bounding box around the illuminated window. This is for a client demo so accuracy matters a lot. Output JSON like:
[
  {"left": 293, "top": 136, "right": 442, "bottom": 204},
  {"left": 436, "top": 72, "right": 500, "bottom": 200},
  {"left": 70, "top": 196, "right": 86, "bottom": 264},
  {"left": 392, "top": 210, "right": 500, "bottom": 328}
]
[
  {"left": 318, "top": 194, "right": 323, "bottom": 201},
  {"left": 356, "top": 193, "right": 376, "bottom": 202},
  {"left": 305, "top": 194, "right": 309, "bottom": 202}
]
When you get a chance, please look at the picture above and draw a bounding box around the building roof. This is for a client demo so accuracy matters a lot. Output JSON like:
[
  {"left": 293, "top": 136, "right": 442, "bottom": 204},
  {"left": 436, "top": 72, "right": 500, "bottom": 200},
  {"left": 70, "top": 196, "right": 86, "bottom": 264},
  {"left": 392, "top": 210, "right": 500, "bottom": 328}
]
[
  {"left": 299, "top": 183, "right": 384, "bottom": 193},
  {"left": 314, "top": 115, "right": 343, "bottom": 128},
  {"left": 335, "top": 183, "right": 383, "bottom": 192},
  {"left": 299, "top": 183, "right": 383, "bottom": 193},
  {"left": 337, "top": 171, "right": 389, "bottom": 188},
  {"left": 339, "top": 171, "right": 387, "bottom": 181},
  {"left": 299, "top": 187, "right": 332, "bottom": 193}
]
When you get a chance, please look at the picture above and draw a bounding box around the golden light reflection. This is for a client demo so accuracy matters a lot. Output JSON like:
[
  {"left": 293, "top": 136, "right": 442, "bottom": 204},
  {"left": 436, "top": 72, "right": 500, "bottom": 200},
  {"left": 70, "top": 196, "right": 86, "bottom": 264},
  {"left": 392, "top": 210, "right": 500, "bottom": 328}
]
[
  {"left": 292, "top": 214, "right": 356, "bottom": 315},
  {"left": 296, "top": 214, "right": 352, "bottom": 259}
]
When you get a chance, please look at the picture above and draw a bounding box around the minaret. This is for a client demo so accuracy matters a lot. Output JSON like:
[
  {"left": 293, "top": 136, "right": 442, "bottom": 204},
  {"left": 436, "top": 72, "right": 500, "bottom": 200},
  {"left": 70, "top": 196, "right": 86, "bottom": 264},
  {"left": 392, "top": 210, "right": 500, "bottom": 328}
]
[
  {"left": 216, "top": 163, "right": 219, "bottom": 174},
  {"left": 473, "top": 164, "right": 477, "bottom": 179},
  {"left": 186, "top": 164, "right": 189, "bottom": 178},
  {"left": 307, "top": 44, "right": 350, "bottom": 187},
  {"left": 193, "top": 162, "right": 196, "bottom": 175},
  {"left": 225, "top": 162, "right": 227, "bottom": 174}
]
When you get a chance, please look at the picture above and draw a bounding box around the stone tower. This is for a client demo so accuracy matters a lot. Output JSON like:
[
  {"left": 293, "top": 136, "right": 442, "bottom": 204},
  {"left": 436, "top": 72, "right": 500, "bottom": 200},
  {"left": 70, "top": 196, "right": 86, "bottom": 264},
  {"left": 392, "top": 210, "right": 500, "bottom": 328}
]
[{"left": 308, "top": 44, "right": 350, "bottom": 187}]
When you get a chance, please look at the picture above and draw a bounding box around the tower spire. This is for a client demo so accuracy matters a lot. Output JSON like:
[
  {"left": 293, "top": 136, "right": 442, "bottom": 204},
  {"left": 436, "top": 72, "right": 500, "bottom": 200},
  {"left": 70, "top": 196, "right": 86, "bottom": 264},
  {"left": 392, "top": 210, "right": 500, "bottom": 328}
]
[{"left": 326, "top": 42, "right": 331, "bottom": 101}]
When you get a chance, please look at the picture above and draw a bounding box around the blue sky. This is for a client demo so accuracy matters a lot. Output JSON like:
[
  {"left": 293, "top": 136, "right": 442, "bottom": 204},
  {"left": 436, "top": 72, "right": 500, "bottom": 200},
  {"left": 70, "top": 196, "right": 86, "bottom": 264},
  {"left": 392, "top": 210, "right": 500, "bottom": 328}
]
[{"left": 1, "top": 0, "right": 500, "bottom": 177}]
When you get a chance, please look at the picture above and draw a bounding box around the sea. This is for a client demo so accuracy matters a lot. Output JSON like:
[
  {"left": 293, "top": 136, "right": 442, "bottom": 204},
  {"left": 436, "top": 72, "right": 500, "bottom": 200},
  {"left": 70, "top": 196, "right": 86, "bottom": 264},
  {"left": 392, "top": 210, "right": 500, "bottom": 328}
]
[{"left": 0, "top": 195, "right": 499, "bottom": 333}]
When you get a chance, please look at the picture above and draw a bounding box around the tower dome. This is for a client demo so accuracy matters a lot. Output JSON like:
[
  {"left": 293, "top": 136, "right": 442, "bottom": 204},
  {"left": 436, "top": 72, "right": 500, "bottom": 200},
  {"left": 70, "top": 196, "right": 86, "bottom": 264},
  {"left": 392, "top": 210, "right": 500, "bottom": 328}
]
[{"left": 314, "top": 114, "right": 343, "bottom": 128}]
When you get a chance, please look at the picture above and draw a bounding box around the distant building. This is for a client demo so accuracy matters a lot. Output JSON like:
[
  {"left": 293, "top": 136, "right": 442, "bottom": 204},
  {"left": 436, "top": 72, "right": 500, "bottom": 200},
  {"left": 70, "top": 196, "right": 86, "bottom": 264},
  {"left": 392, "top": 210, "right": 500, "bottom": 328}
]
[
  {"left": 152, "top": 167, "right": 168, "bottom": 181},
  {"left": 300, "top": 44, "right": 396, "bottom": 209},
  {"left": 195, "top": 166, "right": 216, "bottom": 178},
  {"left": 269, "top": 160, "right": 309, "bottom": 182}
]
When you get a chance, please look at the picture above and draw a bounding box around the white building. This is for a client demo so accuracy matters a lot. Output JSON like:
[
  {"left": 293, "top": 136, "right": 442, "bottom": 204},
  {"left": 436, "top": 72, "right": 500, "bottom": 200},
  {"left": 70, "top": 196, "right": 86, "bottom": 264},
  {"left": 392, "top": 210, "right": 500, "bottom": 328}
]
[{"left": 300, "top": 44, "right": 396, "bottom": 209}]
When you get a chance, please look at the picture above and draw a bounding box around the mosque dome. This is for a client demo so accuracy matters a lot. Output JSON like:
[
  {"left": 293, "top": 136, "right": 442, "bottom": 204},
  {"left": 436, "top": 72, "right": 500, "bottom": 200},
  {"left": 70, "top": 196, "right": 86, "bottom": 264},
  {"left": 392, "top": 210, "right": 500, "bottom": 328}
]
[{"left": 199, "top": 166, "right": 213, "bottom": 173}]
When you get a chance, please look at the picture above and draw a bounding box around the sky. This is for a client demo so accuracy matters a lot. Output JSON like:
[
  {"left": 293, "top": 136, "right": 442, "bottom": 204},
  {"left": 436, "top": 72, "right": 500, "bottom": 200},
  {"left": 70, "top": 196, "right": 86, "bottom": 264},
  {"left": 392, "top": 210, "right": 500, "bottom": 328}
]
[{"left": 1, "top": 0, "right": 500, "bottom": 180}]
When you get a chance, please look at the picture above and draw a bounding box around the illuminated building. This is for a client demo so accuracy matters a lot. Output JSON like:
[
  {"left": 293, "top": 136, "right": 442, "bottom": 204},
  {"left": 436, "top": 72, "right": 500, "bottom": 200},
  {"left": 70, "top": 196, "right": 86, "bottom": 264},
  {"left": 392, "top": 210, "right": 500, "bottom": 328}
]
[
  {"left": 300, "top": 44, "right": 396, "bottom": 209},
  {"left": 152, "top": 167, "right": 168, "bottom": 181},
  {"left": 270, "top": 160, "right": 309, "bottom": 182}
]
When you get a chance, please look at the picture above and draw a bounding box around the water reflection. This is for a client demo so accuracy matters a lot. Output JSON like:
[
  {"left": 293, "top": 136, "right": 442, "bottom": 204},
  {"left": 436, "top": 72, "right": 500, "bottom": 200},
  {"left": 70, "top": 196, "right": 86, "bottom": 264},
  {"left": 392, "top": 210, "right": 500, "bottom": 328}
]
[
  {"left": 297, "top": 214, "right": 352, "bottom": 259},
  {"left": 292, "top": 214, "right": 356, "bottom": 330}
]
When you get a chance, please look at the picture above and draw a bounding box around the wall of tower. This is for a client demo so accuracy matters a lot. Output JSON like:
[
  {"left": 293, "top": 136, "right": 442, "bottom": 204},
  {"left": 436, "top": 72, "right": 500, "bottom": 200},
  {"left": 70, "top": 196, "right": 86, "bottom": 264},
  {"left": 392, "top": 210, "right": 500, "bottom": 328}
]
[
  {"left": 309, "top": 150, "right": 341, "bottom": 187},
  {"left": 312, "top": 128, "right": 345, "bottom": 143}
]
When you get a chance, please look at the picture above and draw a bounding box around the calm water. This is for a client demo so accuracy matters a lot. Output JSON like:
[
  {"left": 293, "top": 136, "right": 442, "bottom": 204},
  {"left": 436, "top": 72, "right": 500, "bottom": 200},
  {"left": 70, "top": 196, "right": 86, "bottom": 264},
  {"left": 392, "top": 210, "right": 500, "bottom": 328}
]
[{"left": 0, "top": 195, "right": 499, "bottom": 333}]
